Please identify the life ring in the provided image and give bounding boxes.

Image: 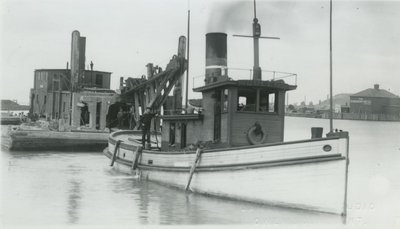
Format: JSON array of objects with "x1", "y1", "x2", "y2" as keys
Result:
[{"x1": 247, "y1": 122, "x2": 267, "y2": 145}]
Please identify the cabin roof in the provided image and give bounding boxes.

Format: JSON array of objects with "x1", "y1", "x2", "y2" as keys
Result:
[
  {"x1": 34, "y1": 69, "x2": 112, "y2": 74},
  {"x1": 193, "y1": 79, "x2": 297, "y2": 92}
]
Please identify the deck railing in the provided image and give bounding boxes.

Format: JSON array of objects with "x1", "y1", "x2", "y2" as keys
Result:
[{"x1": 192, "y1": 68, "x2": 297, "y2": 89}]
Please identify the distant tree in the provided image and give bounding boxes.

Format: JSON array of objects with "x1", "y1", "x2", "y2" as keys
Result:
[{"x1": 288, "y1": 104, "x2": 295, "y2": 111}]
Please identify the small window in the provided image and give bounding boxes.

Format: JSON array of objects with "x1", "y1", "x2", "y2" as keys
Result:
[
  {"x1": 63, "y1": 102, "x2": 66, "y2": 112},
  {"x1": 169, "y1": 123, "x2": 176, "y2": 145},
  {"x1": 222, "y1": 89, "x2": 228, "y2": 112},
  {"x1": 269, "y1": 93, "x2": 276, "y2": 112},
  {"x1": 54, "y1": 81, "x2": 59, "y2": 91},
  {"x1": 259, "y1": 91, "x2": 277, "y2": 113},
  {"x1": 237, "y1": 89, "x2": 256, "y2": 112},
  {"x1": 96, "y1": 74, "x2": 102, "y2": 87}
]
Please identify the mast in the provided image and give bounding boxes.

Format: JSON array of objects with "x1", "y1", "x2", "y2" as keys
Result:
[
  {"x1": 252, "y1": 0, "x2": 261, "y2": 80},
  {"x1": 233, "y1": 0, "x2": 280, "y2": 81},
  {"x1": 185, "y1": 9, "x2": 190, "y2": 111},
  {"x1": 329, "y1": 0, "x2": 333, "y2": 133}
]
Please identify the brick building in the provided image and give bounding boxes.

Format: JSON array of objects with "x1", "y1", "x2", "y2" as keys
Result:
[
  {"x1": 30, "y1": 69, "x2": 112, "y2": 117},
  {"x1": 29, "y1": 31, "x2": 116, "y2": 130}
]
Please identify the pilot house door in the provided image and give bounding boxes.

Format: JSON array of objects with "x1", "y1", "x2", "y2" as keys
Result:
[{"x1": 214, "y1": 90, "x2": 221, "y2": 141}]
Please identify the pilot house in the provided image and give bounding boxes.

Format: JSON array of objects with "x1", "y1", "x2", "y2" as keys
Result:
[{"x1": 161, "y1": 33, "x2": 296, "y2": 150}]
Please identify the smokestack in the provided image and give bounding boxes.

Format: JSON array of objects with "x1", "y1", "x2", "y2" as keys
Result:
[
  {"x1": 146, "y1": 63, "x2": 153, "y2": 79},
  {"x1": 79, "y1": 36, "x2": 86, "y2": 72},
  {"x1": 205, "y1": 33, "x2": 227, "y2": 85},
  {"x1": 374, "y1": 84, "x2": 379, "y2": 90},
  {"x1": 70, "y1": 30, "x2": 86, "y2": 91},
  {"x1": 173, "y1": 36, "x2": 186, "y2": 113}
]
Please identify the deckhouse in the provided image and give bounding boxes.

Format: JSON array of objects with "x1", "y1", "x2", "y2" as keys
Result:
[{"x1": 161, "y1": 33, "x2": 296, "y2": 150}]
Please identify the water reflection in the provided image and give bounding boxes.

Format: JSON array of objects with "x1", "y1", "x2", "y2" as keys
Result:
[
  {"x1": 131, "y1": 179, "x2": 342, "y2": 224},
  {"x1": 67, "y1": 179, "x2": 82, "y2": 224},
  {"x1": 136, "y1": 180, "x2": 151, "y2": 224}
]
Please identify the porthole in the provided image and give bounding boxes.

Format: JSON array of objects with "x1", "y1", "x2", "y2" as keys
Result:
[{"x1": 323, "y1": 145, "x2": 332, "y2": 152}]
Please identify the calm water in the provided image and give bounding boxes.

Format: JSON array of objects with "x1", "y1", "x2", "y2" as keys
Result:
[{"x1": 1, "y1": 117, "x2": 399, "y2": 227}]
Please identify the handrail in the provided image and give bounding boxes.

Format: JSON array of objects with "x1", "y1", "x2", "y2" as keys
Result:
[{"x1": 192, "y1": 67, "x2": 297, "y2": 88}]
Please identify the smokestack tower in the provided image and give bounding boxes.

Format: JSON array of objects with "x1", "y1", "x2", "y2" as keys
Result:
[
  {"x1": 205, "y1": 33, "x2": 228, "y2": 85},
  {"x1": 70, "y1": 30, "x2": 86, "y2": 91},
  {"x1": 172, "y1": 36, "x2": 187, "y2": 113}
]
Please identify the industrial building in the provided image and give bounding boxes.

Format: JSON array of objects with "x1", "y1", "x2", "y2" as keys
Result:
[
  {"x1": 350, "y1": 84, "x2": 400, "y2": 119},
  {"x1": 29, "y1": 31, "x2": 115, "y2": 130}
]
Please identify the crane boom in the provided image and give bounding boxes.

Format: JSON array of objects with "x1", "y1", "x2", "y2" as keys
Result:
[{"x1": 119, "y1": 36, "x2": 187, "y2": 117}]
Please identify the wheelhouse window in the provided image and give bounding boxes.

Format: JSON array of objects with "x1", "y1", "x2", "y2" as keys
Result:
[
  {"x1": 237, "y1": 89, "x2": 278, "y2": 113},
  {"x1": 237, "y1": 89, "x2": 256, "y2": 112},
  {"x1": 259, "y1": 91, "x2": 278, "y2": 113}
]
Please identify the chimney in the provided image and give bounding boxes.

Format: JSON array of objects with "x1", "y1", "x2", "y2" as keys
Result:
[
  {"x1": 70, "y1": 30, "x2": 86, "y2": 91},
  {"x1": 374, "y1": 84, "x2": 379, "y2": 90},
  {"x1": 146, "y1": 63, "x2": 153, "y2": 79},
  {"x1": 79, "y1": 37, "x2": 86, "y2": 72},
  {"x1": 205, "y1": 33, "x2": 227, "y2": 85}
]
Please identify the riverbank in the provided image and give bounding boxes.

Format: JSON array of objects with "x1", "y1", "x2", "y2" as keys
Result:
[{"x1": 286, "y1": 112, "x2": 400, "y2": 122}]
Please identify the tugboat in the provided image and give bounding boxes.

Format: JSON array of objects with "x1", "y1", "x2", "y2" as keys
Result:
[{"x1": 104, "y1": 4, "x2": 349, "y2": 215}]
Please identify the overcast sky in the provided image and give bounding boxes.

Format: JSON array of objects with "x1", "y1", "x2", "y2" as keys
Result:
[{"x1": 1, "y1": 0, "x2": 399, "y2": 105}]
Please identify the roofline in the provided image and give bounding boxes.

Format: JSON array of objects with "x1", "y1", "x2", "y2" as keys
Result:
[
  {"x1": 350, "y1": 95, "x2": 400, "y2": 99},
  {"x1": 34, "y1": 69, "x2": 113, "y2": 74},
  {"x1": 193, "y1": 79, "x2": 297, "y2": 92}
]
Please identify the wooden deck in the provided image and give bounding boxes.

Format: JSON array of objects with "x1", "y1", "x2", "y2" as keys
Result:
[{"x1": 3, "y1": 129, "x2": 110, "y2": 151}]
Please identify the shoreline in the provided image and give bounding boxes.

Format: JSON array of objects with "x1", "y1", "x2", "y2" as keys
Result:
[{"x1": 285, "y1": 113, "x2": 400, "y2": 122}]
